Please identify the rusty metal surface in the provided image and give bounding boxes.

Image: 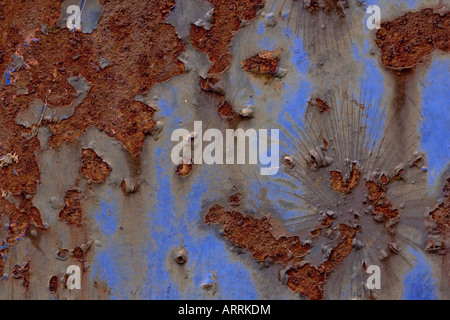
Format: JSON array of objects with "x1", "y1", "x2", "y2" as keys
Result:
[{"x1": 0, "y1": 0, "x2": 449, "y2": 300}]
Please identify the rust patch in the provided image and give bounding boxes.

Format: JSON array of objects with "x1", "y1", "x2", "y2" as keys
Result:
[
  {"x1": 190, "y1": 0, "x2": 264, "y2": 123},
  {"x1": 329, "y1": 162, "x2": 361, "y2": 194},
  {"x1": 304, "y1": 0, "x2": 348, "y2": 16},
  {"x1": 59, "y1": 189, "x2": 82, "y2": 226},
  {"x1": 0, "y1": 0, "x2": 187, "y2": 287},
  {"x1": 190, "y1": 0, "x2": 264, "y2": 85},
  {"x1": 11, "y1": 262, "x2": 30, "y2": 291},
  {"x1": 228, "y1": 192, "x2": 242, "y2": 207},
  {"x1": 176, "y1": 159, "x2": 193, "y2": 177},
  {"x1": 204, "y1": 203, "x2": 362, "y2": 299},
  {"x1": 241, "y1": 49, "x2": 282, "y2": 75},
  {"x1": 1, "y1": 198, "x2": 46, "y2": 246},
  {"x1": 217, "y1": 100, "x2": 237, "y2": 120},
  {"x1": 205, "y1": 203, "x2": 362, "y2": 300},
  {"x1": 375, "y1": 8, "x2": 450, "y2": 70},
  {"x1": 49, "y1": 275, "x2": 58, "y2": 294},
  {"x1": 80, "y1": 148, "x2": 111, "y2": 183},
  {"x1": 287, "y1": 224, "x2": 359, "y2": 300},
  {"x1": 365, "y1": 181, "x2": 399, "y2": 221},
  {"x1": 0, "y1": 249, "x2": 6, "y2": 276},
  {"x1": 56, "y1": 249, "x2": 69, "y2": 261},
  {"x1": 205, "y1": 204, "x2": 310, "y2": 265},
  {"x1": 0, "y1": 136, "x2": 41, "y2": 196},
  {"x1": 72, "y1": 246, "x2": 85, "y2": 262},
  {"x1": 425, "y1": 177, "x2": 449, "y2": 255},
  {"x1": 315, "y1": 98, "x2": 331, "y2": 113},
  {"x1": 3, "y1": 0, "x2": 183, "y2": 157}
]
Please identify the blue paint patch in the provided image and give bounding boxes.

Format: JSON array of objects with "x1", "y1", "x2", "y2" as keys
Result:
[
  {"x1": 95, "y1": 191, "x2": 119, "y2": 236},
  {"x1": 351, "y1": 41, "x2": 386, "y2": 143},
  {"x1": 156, "y1": 86, "x2": 184, "y2": 129},
  {"x1": 268, "y1": 34, "x2": 312, "y2": 222},
  {"x1": 4, "y1": 69, "x2": 11, "y2": 85},
  {"x1": 403, "y1": 247, "x2": 438, "y2": 300},
  {"x1": 3, "y1": 54, "x2": 25, "y2": 86},
  {"x1": 90, "y1": 241, "x2": 136, "y2": 299},
  {"x1": 183, "y1": 174, "x2": 259, "y2": 299},
  {"x1": 143, "y1": 147, "x2": 259, "y2": 299},
  {"x1": 143, "y1": 147, "x2": 183, "y2": 299},
  {"x1": 419, "y1": 57, "x2": 450, "y2": 186},
  {"x1": 403, "y1": 0, "x2": 419, "y2": 9},
  {"x1": 257, "y1": 32, "x2": 279, "y2": 51},
  {"x1": 257, "y1": 22, "x2": 264, "y2": 35}
]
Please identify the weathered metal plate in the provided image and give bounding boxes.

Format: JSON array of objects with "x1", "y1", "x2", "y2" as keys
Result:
[{"x1": 0, "y1": 0, "x2": 448, "y2": 300}]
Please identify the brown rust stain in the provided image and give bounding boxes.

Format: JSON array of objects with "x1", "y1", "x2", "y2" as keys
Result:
[
  {"x1": 205, "y1": 204, "x2": 361, "y2": 300},
  {"x1": 49, "y1": 275, "x2": 58, "y2": 294},
  {"x1": 329, "y1": 162, "x2": 361, "y2": 195},
  {"x1": 375, "y1": 8, "x2": 449, "y2": 70},
  {"x1": 365, "y1": 181, "x2": 399, "y2": 220},
  {"x1": 287, "y1": 224, "x2": 359, "y2": 300},
  {"x1": 205, "y1": 204, "x2": 310, "y2": 265},
  {"x1": 72, "y1": 246, "x2": 85, "y2": 262},
  {"x1": 0, "y1": 0, "x2": 188, "y2": 285},
  {"x1": 315, "y1": 98, "x2": 331, "y2": 113},
  {"x1": 190, "y1": 0, "x2": 264, "y2": 85},
  {"x1": 304, "y1": 0, "x2": 348, "y2": 16},
  {"x1": 80, "y1": 148, "x2": 111, "y2": 183},
  {"x1": 11, "y1": 261, "x2": 31, "y2": 291},
  {"x1": 190, "y1": 0, "x2": 265, "y2": 122},
  {"x1": 241, "y1": 49, "x2": 282, "y2": 75},
  {"x1": 176, "y1": 159, "x2": 193, "y2": 177},
  {"x1": 425, "y1": 177, "x2": 449, "y2": 255},
  {"x1": 217, "y1": 100, "x2": 237, "y2": 120},
  {"x1": 228, "y1": 192, "x2": 242, "y2": 207},
  {"x1": 1, "y1": 197, "x2": 46, "y2": 246},
  {"x1": 59, "y1": 189, "x2": 83, "y2": 226}
]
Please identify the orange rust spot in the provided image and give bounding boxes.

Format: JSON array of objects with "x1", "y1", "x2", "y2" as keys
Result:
[
  {"x1": 287, "y1": 224, "x2": 359, "y2": 300},
  {"x1": 365, "y1": 181, "x2": 384, "y2": 202},
  {"x1": 375, "y1": 8, "x2": 450, "y2": 69},
  {"x1": 176, "y1": 159, "x2": 193, "y2": 177},
  {"x1": 365, "y1": 181, "x2": 399, "y2": 220},
  {"x1": 4, "y1": 0, "x2": 185, "y2": 157},
  {"x1": 306, "y1": 0, "x2": 348, "y2": 16},
  {"x1": 217, "y1": 100, "x2": 237, "y2": 119},
  {"x1": 322, "y1": 214, "x2": 335, "y2": 227},
  {"x1": 206, "y1": 204, "x2": 360, "y2": 300},
  {"x1": 443, "y1": 177, "x2": 450, "y2": 197},
  {"x1": 205, "y1": 205, "x2": 310, "y2": 264},
  {"x1": 49, "y1": 275, "x2": 58, "y2": 294},
  {"x1": 80, "y1": 148, "x2": 111, "y2": 183},
  {"x1": 426, "y1": 178, "x2": 449, "y2": 255},
  {"x1": 0, "y1": 249, "x2": 6, "y2": 276},
  {"x1": 11, "y1": 261, "x2": 30, "y2": 291},
  {"x1": 59, "y1": 189, "x2": 83, "y2": 226},
  {"x1": 241, "y1": 49, "x2": 282, "y2": 75},
  {"x1": 72, "y1": 246, "x2": 85, "y2": 261},
  {"x1": 228, "y1": 192, "x2": 242, "y2": 207},
  {"x1": 190, "y1": 0, "x2": 264, "y2": 84},
  {"x1": 430, "y1": 202, "x2": 450, "y2": 227},
  {"x1": 329, "y1": 163, "x2": 360, "y2": 194},
  {"x1": 0, "y1": 198, "x2": 45, "y2": 246},
  {"x1": 310, "y1": 228, "x2": 321, "y2": 237},
  {"x1": 0, "y1": 136, "x2": 41, "y2": 196},
  {"x1": 316, "y1": 98, "x2": 331, "y2": 113}
]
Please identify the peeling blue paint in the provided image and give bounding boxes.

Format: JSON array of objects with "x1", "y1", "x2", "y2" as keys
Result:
[
  {"x1": 95, "y1": 191, "x2": 119, "y2": 236},
  {"x1": 419, "y1": 57, "x2": 450, "y2": 186},
  {"x1": 403, "y1": 247, "x2": 438, "y2": 300}
]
